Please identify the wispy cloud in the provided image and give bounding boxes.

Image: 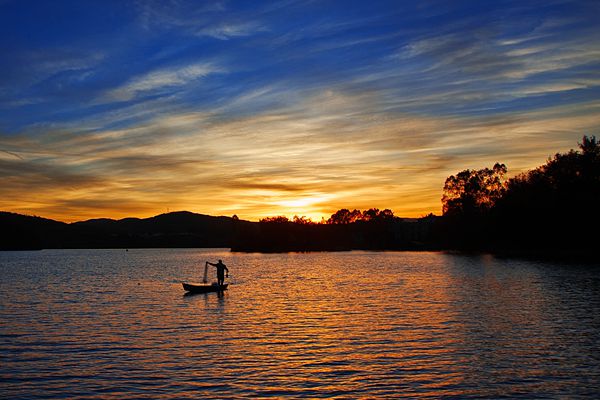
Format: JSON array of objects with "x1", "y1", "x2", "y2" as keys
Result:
[
  {"x1": 135, "y1": 1, "x2": 265, "y2": 40},
  {"x1": 396, "y1": 26, "x2": 600, "y2": 83},
  {"x1": 101, "y1": 62, "x2": 220, "y2": 102},
  {"x1": 0, "y1": 48, "x2": 104, "y2": 108},
  {"x1": 196, "y1": 21, "x2": 266, "y2": 40},
  {"x1": 3, "y1": 84, "x2": 599, "y2": 221}
]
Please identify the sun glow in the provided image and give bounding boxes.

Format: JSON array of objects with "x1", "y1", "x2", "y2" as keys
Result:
[{"x1": 276, "y1": 194, "x2": 334, "y2": 209}]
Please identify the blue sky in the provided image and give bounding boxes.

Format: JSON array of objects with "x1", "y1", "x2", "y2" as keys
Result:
[{"x1": 1, "y1": 0, "x2": 599, "y2": 221}]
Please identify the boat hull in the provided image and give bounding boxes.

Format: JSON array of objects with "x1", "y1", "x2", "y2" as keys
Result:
[{"x1": 182, "y1": 282, "x2": 228, "y2": 293}]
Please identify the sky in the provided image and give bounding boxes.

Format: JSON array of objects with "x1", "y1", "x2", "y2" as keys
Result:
[{"x1": 1, "y1": 0, "x2": 599, "y2": 222}]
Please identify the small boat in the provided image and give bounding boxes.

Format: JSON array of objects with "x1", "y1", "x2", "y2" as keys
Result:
[{"x1": 182, "y1": 282, "x2": 228, "y2": 293}]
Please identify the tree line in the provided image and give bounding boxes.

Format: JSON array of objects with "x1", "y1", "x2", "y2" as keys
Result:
[
  {"x1": 232, "y1": 207, "x2": 433, "y2": 252},
  {"x1": 437, "y1": 135, "x2": 599, "y2": 257},
  {"x1": 259, "y1": 208, "x2": 398, "y2": 225}
]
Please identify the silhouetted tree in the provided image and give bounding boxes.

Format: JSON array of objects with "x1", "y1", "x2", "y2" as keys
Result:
[
  {"x1": 326, "y1": 208, "x2": 398, "y2": 224},
  {"x1": 378, "y1": 209, "x2": 396, "y2": 220},
  {"x1": 360, "y1": 208, "x2": 396, "y2": 221},
  {"x1": 362, "y1": 208, "x2": 380, "y2": 221},
  {"x1": 293, "y1": 215, "x2": 314, "y2": 225},
  {"x1": 501, "y1": 135, "x2": 599, "y2": 210},
  {"x1": 436, "y1": 135, "x2": 599, "y2": 257},
  {"x1": 442, "y1": 163, "x2": 507, "y2": 216},
  {"x1": 259, "y1": 216, "x2": 289, "y2": 223},
  {"x1": 490, "y1": 135, "x2": 600, "y2": 255},
  {"x1": 327, "y1": 208, "x2": 362, "y2": 224}
]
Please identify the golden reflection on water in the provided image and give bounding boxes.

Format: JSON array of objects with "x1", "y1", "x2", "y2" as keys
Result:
[{"x1": 1, "y1": 249, "x2": 599, "y2": 398}]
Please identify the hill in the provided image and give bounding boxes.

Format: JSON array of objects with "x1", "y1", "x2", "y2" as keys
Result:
[{"x1": 0, "y1": 211, "x2": 241, "y2": 250}]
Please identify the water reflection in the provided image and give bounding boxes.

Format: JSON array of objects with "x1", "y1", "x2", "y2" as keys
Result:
[{"x1": 1, "y1": 249, "x2": 599, "y2": 398}]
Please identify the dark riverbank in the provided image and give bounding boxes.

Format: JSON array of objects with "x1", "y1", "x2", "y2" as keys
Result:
[
  {"x1": 2, "y1": 210, "x2": 596, "y2": 262},
  {"x1": 0, "y1": 211, "x2": 437, "y2": 252}
]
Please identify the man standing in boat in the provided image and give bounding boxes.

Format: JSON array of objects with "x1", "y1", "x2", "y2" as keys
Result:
[{"x1": 206, "y1": 259, "x2": 229, "y2": 286}]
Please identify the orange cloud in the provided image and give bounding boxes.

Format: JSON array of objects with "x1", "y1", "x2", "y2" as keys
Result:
[{"x1": 2, "y1": 91, "x2": 599, "y2": 222}]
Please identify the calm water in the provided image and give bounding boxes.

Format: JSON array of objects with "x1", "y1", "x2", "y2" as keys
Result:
[{"x1": 1, "y1": 249, "x2": 599, "y2": 398}]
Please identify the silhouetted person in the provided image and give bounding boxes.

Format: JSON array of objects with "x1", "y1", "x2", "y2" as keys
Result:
[{"x1": 206, "y1": 259, "x2": 228, "y2": 286}]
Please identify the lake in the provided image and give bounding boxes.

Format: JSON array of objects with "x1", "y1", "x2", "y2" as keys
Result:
[{"x1": 1, "y1": 249, "x2": 599, "y2": 398}]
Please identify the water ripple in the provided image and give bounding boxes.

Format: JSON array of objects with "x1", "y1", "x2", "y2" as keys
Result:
[{"x1": 1, "y1": 249, "x2": 600, "y2": 398}]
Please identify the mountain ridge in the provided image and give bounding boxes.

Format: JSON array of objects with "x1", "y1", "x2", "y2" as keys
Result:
[{"x1": 0, "y1": 211, "x2": 242, "y2": 250}]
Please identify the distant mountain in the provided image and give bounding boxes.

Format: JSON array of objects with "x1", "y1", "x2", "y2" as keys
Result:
[
  {"x1": 0, "y1": 211, "x2": 243, "y2": 250},
  {"x1": 0, "y1": 212, "x2": 68, "y2": 250}
]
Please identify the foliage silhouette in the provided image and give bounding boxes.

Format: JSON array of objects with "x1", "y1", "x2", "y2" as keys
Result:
[
  {"x1": 292, "y1": 215, "x2": 314, "y2": 225},
  {"x1": 442, "y1": 163, "x2": 507, "y2": 217},
  {"x1": 231, "y1": 207, "x2": 434, "y2": 252},
  {"x1": 438, "y1": 135, "x2": 599, "y2": 258},
  {"x1": 327, "y1": 208, "x2": 362, "y2": 224},
  {"x1": 259, "y1": 216, "x2": 290, "y2": 223},
  {"x1": 327, "y1": 208, "x2": 398, "y2": 224},
  {"x1": 490, "y1": 135, "x2": 599, "y2": 256}
]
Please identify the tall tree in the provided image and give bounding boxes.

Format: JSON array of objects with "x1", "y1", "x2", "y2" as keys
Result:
[
  {"x1": 327, "y1": 209, "x2": 362, "y2": 224},
  {"x1": 442, "y1": 163, "x2": 507, "y2": 216}
]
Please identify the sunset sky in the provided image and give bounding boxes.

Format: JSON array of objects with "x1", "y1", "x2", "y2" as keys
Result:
[{"x1": 1, "y1": 0, "x2": 599, "y2": 222}]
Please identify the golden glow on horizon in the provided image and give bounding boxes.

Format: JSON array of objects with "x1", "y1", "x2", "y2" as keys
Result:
[{"x1": 2, "y1": 94, "x2": 600, "y2": 223}]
